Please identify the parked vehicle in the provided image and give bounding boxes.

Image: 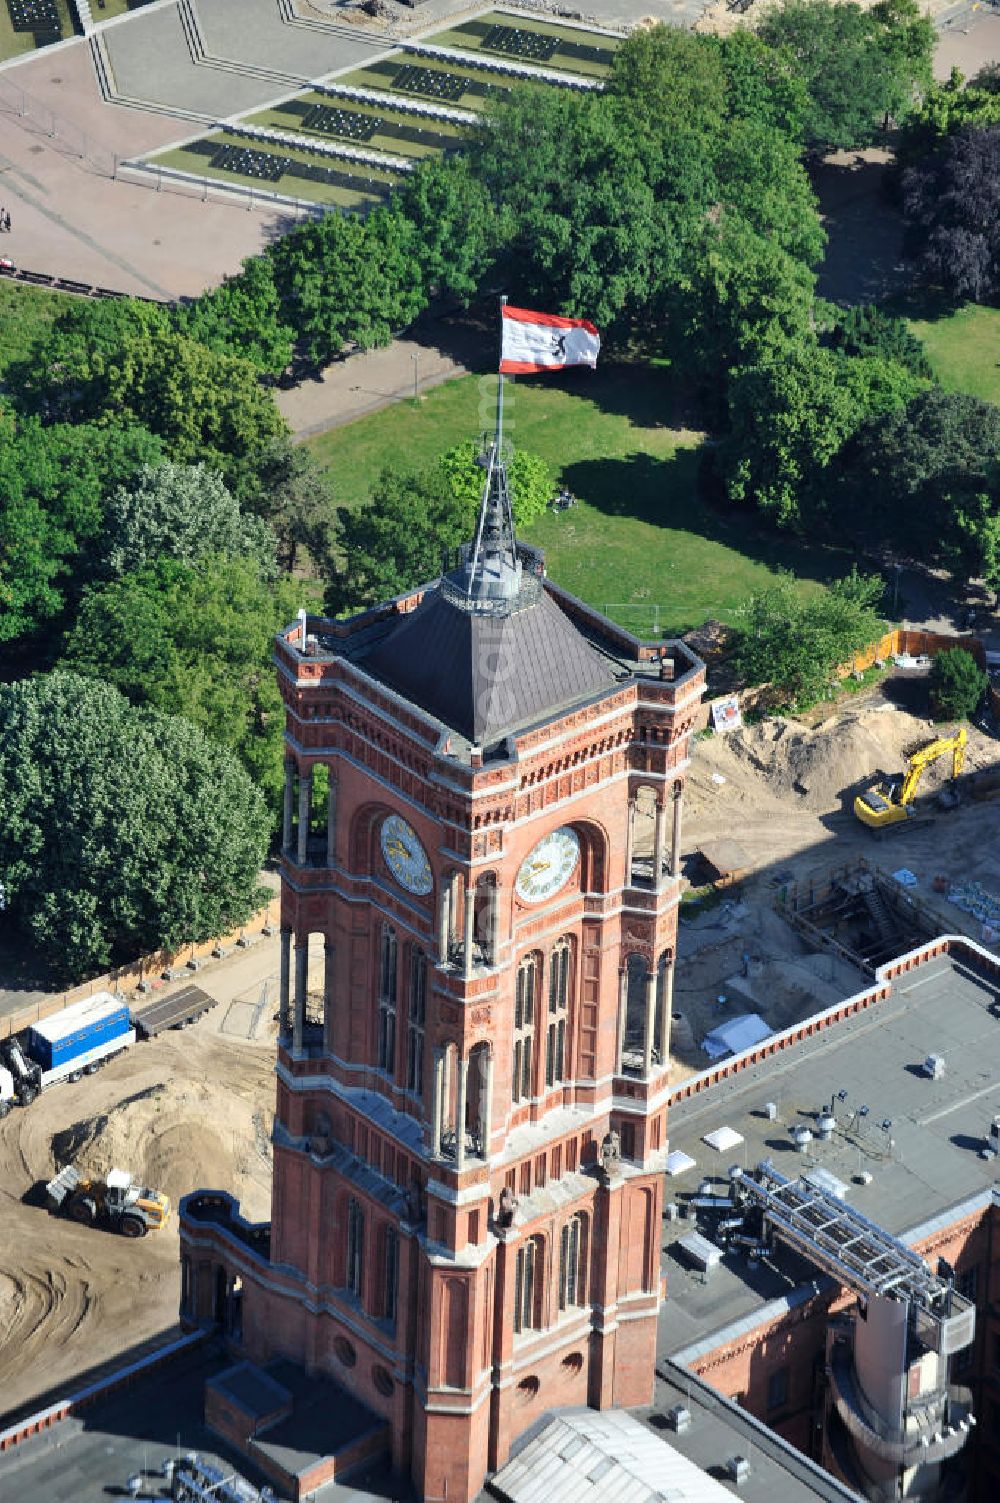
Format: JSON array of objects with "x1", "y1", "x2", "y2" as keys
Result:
[
  {"x1": 0, "y1": 991, "x2": 135, "y2": 1111},
  {"x1": 45, "y1": 1164, "x2": 170, "y2": 1237}
]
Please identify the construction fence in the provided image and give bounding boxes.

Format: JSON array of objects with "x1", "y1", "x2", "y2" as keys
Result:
[{"x1": 1, "y1": 894, "x2": 280, "y2": 1041}]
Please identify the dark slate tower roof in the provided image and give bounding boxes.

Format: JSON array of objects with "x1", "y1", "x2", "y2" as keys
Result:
[{"x1": 363, "y1": 436, "x2": 616, "y2": 746}]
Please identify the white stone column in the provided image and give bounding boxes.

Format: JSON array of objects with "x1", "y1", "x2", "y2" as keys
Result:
[
  {"x1": 456, "y1": 1056, "x2": 469, "y2": 1170},
  {"x1": 487, "y1": 881, "x2": 499, "y2": 967},
  {"x1": 481, "y1": 1050, "x2": 494, "y2": 1160},
  {"x1": 442, "y1": 1047, "x2": 452, "y2": 1137},
  {"x1": 297, "y1": 766, "x2": 313, "y2": 866},
  {"x1": 653, "y1": 801, "x2": 667, "y2": 890},
  {"x1": 324, "y1": 940, "x2": 335, "y2": 1053},
  {"x1": 617, "y1": 968, "x2": 628, "y2": 1073},
  {"x1": 660, "y1": 955, "x2": 675, "y2": 1068},
  {"x1": 625, "y1": 797, "x2": 636, "y2": 887},
  {"x1": 282, "y1": 761, "x2": 295, "y2": 855},
  {"x1": 293, "y1": 938, "x2": 307, "y2": 1053},
  {"x1": 431, "y1": 1047, "x2": 444, "y2": 1157},
  {"x1": 326, "y1": 777, "x2": 338, "y2": 868},
  {"x1": 671, "y1": 785, "x2": 683, "y2": 877},
  {"x1": 463, "y1": 880, "x2": 477, "y2": 980},
  {"x1": 643, "y1": 968, "x2": 657, "y2": 1078},
  {"x1": 438, "y1": 879, "x2": 451, "y2": 964},
  {"x1": 279, "y1": 926, "x2": 292, "y2": 1038}
]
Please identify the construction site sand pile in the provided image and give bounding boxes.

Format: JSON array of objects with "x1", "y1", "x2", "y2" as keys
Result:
[
  {"x1": 698, "y1": 709, "x2": 934, "y2": 814},
  {"x1": 50, "y1": 1078, "x2": 273, "y2": 1217}
]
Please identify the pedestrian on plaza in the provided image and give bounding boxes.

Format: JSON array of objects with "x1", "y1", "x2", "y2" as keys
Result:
[{"x1": 0, "y1": 208, "x2": 6, "y2": 233}]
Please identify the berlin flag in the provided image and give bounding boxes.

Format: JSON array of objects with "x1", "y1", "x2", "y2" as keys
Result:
[{"x1": 499, "y1": 304, "x2": 600, "y2": 375}]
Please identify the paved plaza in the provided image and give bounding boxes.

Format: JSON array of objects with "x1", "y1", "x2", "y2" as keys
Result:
[{"x1": 0, "y1": 0, "x2": 995, "y2": 309}]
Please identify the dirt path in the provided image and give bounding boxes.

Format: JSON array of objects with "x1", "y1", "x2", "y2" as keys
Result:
[{"x1": 277, "y1": 310, "x2": 487, "y2": 438}]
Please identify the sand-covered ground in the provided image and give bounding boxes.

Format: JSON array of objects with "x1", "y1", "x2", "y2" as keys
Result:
[
  {"x1": 661, "y1": 690, "x2": 1000, "y2": 1075},
  {"x1": 0, "y1": 1013, "x2": 276, "y2": 1417}
]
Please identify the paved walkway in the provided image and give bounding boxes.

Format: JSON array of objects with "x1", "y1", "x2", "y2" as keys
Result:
[
  {"x1": 0, "y1": 39, "x2": 285, "y2": 298},
  {"x1": 278, "y1": 325, "x2": 477, "y2": 435}
]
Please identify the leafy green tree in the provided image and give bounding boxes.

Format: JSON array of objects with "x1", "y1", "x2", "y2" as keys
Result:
[
  {"x1": 722, "y1": 344, "x2": 918, "y2": 526},
  {"x1": 242, "y1": 438, "x2": 337, "y2": 575},
  {"x1": 759, "y1": 0, "x2": 933, "y2": 151},
  {"x1": 608, "y1": 25, "x2": 728, "y2": 142},
  {"x1": 101, "y1": 462, "x2": 276, "y2": 578},
  {"x1": 9, "y1": 298, "x2": 171, "y2": 419},
  {"x1": 0, "y1": 671, "x2": 269, "y2": 980},
  {"x1": 269, "y1": 203, "x2": 426, "y2": 368},
  {"x1": 902, "y1": 122, "x2": 1000, "y2": 303},
  {"x1": 471, "y1": 86, "x2": 660, "y2": 333},
  {"x1": 438, "y1": 442, "x2": 554, "y2": 528},
  {"x1": 396, "y1": 154, "x2": 498, "y2": 303},
  {"x1": 835, "y1": 388, "x2": 1000, "y2": 556},
  {"x1": 175, "y1": 255, "x2": 294, "y2": 377},
  {"x1": 733, "y1": 571, "x2": 885, "y2": 707},
  {"x1": 824, "y1": 303, "x2": 932, "y2": 378},
  {"x1": 719, "y1": 28, "x2": 809, "y2": 139},
  {"x1": 327, "y1": 464, "x2": 469, "y2": 615},
  {"x1": 712, "y1": 121, "x2": 825, "y2": 266},
  {"x1": 10, "y1": 309, "x2": 286, "y2": 496},
  {"x1": 0, "y1": 411, "x2": 163, "y2": 640},
  {"x1": 930, "y1": 646, "x2": 988, "y2": 720},
  {"x1": 61, "y1": 558, "x2": 307, "y2": 812}
]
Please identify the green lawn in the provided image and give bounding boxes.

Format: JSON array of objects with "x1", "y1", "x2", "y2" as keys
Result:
[
  {"x1": 419, "y1": 13, "x2": 617, "y2": 79},
  {"x1": 246, "y1": 94, "x2": 467, "y2": 161},
  {"x1": 151, "y1": 132, "x2": 402, "y2": 209},
  {"x1": 307, "y1": 369, "x2": 845, "y2": 636},
  {"x1": 0, "y1": 281, "x2": 73, "y2": 385},
  {"x1": 92, "y1": 0, "x2": 157, "y2": 18},
  {"x1": 338, "y1": 55, "x2": 514, "y2": 113},
  {"x1": 909, "y1": 304, "x2": 1000, "y2": 407},
  {"x1": 0, "y1": 0, "x2": 77, "y2": 61}
]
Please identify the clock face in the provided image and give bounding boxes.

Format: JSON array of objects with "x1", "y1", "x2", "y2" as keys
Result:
[
  {"x1": 380, "y1": 814, "x2": 433, "y2": 896},
  {"x1": 516, "y1": 826, "x2": 580, "y2": 905}
]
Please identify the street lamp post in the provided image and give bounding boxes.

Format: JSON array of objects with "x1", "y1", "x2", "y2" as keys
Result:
[{"x1": 411, "y1": 352, "x2": 419, "y2": 403}]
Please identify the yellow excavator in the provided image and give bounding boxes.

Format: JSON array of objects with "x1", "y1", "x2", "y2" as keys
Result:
[{"x1": 854, "y1": 727, "x2": 967, "y2": 831}]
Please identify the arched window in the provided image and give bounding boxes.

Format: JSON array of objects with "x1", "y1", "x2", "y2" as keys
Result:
[
  {"x1": 545, "y1": 938, "x2": 571, "y2": 1087},
  {"x1": 514, "y1": 1236, "x2": 543, "y2": 1333},
  {"x1": 513, "y1": 957, "x2": 537, "y2": 1104},
  {"x1": 383, "y1": 1224, "x2": 399, "y2": 1326},
  {"x1": 559, "y1": 1214, "x2": 586, "y2": 1311},
  {"x1": 407, "y1": 946, "x2": 427, "y2": 1095},
  {"x1": 346, "y1": 1197, "x2": 365, "y2": 1300},
  {"x1": 378, "y1": 926, "x2": 398, "y2": 1073}
]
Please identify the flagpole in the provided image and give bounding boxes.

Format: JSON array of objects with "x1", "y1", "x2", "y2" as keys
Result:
[{"x1": 497, "y1": 294, "x2": 506, "y2": 452}]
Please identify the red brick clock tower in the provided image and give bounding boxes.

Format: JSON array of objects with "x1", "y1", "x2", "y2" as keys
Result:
[{"x1": 179, "y1": 433, "x2": 706, "y2": 1502}]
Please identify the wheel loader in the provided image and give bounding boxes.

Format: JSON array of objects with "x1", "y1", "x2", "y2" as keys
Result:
[{"x1": 45, "y1": 1164, "x2": 170, "y2": 1237}]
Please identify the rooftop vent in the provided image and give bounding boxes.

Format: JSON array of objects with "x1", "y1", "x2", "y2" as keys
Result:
[
  {"x1": 924, "y1": 1055, "x2": 945, "y2": 1080},
  {"x1": 791, "y1": 1125, "x2": 813, "y2": 1153},
  {"x1": 764, "y1": 1102, "x2": 778, "y2": 1121},
  {"x1": 667, "y1": 1404, "x2": 692, "y2": 1434},
  {"x1": 725, "y1": 1455, "x2": 751, "y2": 1484}
]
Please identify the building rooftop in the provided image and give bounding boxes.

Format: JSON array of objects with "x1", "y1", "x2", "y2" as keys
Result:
[
  {"x1": 489, "y1": 1382, "x2": 861, "y2": 1503},
  {"x1": 660, "y1": 948, "x2": 1000, "y2": 1360},
  {"x1": 363, "y1": 570, "x2": 618, "y2": 748}
]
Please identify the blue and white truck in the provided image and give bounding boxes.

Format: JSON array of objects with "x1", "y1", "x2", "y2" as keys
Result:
[{"x1": 0, "y1": 991, "x2": 135, "y2": 1112}]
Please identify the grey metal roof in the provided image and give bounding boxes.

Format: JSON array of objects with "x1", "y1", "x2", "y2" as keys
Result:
[
  {"x1": 661, "y1": 949, "x2": 1000, "y2": 1357},
  {"x1": 363, "y1": 583, "x2": 618, "y2": 747},
  {"x1": 490, "y1": 1408, "x2": 734, "y2": 1503}
]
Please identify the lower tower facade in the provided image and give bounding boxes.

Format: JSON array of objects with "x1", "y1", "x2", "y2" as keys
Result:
[{"x1": 180, "y1": 459, "x2": 706, "y2": 1502}]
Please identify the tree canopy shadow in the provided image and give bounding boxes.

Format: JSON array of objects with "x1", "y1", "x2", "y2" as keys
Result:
[{"x1": 554, "y1": 451, "x2": 854, "y2": 594}]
